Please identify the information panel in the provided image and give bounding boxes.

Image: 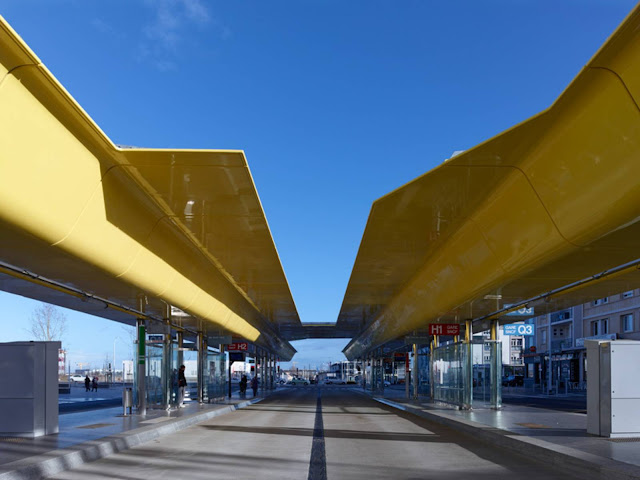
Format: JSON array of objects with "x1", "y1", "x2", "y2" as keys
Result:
[{"x1": 503, "y1": 324, "x2": 534, "y2": 336}]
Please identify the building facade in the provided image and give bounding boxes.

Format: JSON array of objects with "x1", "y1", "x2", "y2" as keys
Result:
[{"x1": 524, "y1": 289, "x2": 640, "y2": 390}]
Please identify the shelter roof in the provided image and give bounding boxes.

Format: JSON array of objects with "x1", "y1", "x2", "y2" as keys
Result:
[{"x1": 339, "y1": 4, "x2": 640, "y2": 358}]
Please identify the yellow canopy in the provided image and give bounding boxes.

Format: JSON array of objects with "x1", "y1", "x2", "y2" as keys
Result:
[
  {"x1": 340, "y1": 4, "x2": 640, "y2": 359},
  {"x1": 0, "y1": 17, "x2": 298, "y2": 359}
]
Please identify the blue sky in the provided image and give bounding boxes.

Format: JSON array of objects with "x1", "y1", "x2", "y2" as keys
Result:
[{"x1": 0, "y1": 0, "x2": 636, "y2": 370}]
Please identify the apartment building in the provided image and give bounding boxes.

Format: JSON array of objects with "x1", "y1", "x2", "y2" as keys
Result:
[{"x1": 524, "y1": 289, "x2": 640, "y2": 389}]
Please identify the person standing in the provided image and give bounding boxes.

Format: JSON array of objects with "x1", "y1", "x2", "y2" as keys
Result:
[
  {"x1": 251, "y1": 375, "x2": 258, "y2": 397},
  {"x1": 84, "y1": 375, "x2": 90, "y2": 392},
  {"x1": 178, "y1": 365, "x2": 187, "y2": 408},
  {"x1": 239, "y1": 374, "x2": 248, "y2": 396}
]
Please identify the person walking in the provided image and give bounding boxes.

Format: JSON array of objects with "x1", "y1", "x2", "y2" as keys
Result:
[
  {"x1": 239, "y1": 374, "x2": 247, "y2": 397},
  {"x1": 251, "y1": 375, "x2": 258, "y2": 397},
  {"x1": 84, "y1": 375, "x2": 90, "y2": 392},
  {"x1": 178, "y1": 365, "x2": 187, "y2": 408},
  {"x1": 91, "y1": 376, "x2": 98, "y2": 392}
]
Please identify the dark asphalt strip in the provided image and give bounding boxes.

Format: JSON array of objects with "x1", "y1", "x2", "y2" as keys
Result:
[{"x1": 308, "y1": 389, "x2": 327, "y2": 480}]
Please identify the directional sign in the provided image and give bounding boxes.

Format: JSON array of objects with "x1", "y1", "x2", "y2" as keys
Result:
[
  {"x1": 228, "y1": 352, "x2": 245, "y2": 363},
  {"x1": 404, "y1": 336, "x2": 430, "y2": 345},
  {"x1": 503, "y1": 324, "x2": 534, "y2": 336},
  {"x1": 428, "y1": 324, "x2": 460, "y2": 336},
  {"x1": 209, "y1": 335, "x2": 232, "y2": 345},
  {"x1": 504, "y1": 304, "x2": 535, "y2": 316},
  {"x1": 227, "y1": 342, "x2": 249, "y2": 351},
  {"x1": 146, "y1": 334, "x2": 165, "y2": 344}
]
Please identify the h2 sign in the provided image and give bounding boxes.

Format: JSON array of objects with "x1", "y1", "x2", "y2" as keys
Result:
[{"x1": 503, "y1": 324, "x2": 534, "y2": 336}]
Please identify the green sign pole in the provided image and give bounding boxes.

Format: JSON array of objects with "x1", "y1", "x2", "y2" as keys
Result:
[{"x1": 138, "y1": 323, "x2": 146, "y2": 365}]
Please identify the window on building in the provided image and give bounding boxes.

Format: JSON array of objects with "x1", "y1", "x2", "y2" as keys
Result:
[
  {"x1": 593, "y1": 297, "x2": 609, "y2": 306},
  {"x1": 623, "y1": 291, "x2": 634, "y2": 299},
  {"x1": 592, "y1": 318, "x2": 609, "y2": 335},
  {"x1": 541, "y1": 330, "x2": 547, "y2": 344},
  {"x1": 623, "y1": 314, "x2": 634, "y2": 333}
]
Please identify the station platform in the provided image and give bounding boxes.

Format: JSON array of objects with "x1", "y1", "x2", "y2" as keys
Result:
[
  {"x1": 365, "y1": 387, "x2": 640, "y2": 480},
  {"x1": 0, "y1": 391, "x2": 263, "y2": 480}
]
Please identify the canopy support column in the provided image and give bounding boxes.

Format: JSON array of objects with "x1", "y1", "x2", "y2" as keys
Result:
[
  {"x1": 490, "y1": 319, "x2": 502, "y2": 409},
  {"x1": 136, "y1": 296, "x2": 147, "y2": 416}
]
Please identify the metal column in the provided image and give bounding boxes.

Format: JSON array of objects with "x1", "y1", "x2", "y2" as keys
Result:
[
  {"x1": 163, "y1": 304, "x2": 172, "y2": 410},
  {"x1": 136, "y1": 316, "x2": 146, "y2": 415},
  {"x1": 412, "y1": 342, "x2": 419, "y2": 400},
  {"x1": 429, "y1": 338, "x2": 435, "y2": 400},
  {"x1": 490, "y1": 319, "x2": 502, "y2": 409},
  {"x1": 197, "y1": 331, "x2": 204, "y2": 404},
  {"x1": 405, "y1": 352, "x2": 410, "y2": 399},
  {"x1": 177, "y1": 332, "x2": 184, "y2": 370},
  {"x1": 463, "y1": 319, "x2": 473, "y2": 409}
]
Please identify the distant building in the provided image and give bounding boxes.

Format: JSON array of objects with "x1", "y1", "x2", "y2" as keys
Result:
[
  {"x1": 524, "y1": 289, "x2": 640, "y2": 390},
  {"x1": 329, "y1": 361, "x2": 361, "y2": 382}
]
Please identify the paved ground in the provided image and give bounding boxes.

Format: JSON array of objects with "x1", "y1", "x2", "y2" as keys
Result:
[{"x1": 47, "y1": 387, "x2": 579, "y2": 480}]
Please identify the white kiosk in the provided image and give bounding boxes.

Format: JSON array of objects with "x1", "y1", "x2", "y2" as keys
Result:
[
  {"x1": 586, "y1": 339, "x2": 640, "y2": 438},
  {"x1": 0, "y1": 341, "x2": 60, "y2": 437}
]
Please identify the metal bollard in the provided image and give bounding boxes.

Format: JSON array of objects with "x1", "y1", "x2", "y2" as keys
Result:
[{"x1": 123, "y1": 387, "x2": 133, "y2": 416}]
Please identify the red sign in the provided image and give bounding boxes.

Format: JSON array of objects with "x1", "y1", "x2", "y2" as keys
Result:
[
  {"x1": 428, "y1": 324, "x2": 460, "y2": 336},
  {"x1": 227, "y1": 342, "x2": 249, "y2": 351}
]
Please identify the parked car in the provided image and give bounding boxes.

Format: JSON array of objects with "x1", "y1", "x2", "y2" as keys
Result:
[
  {"x1": 290, "y1": 377, "x2": 310, "y2": 386},
  {"x1": 69, "y1": 375, "x2": 85, "y2": 383},
  {"x1": 502, "y1": 375, "x2": 524, "y2": 387}
]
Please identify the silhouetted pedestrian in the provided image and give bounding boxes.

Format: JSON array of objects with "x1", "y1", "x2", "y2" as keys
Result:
[
  {"x1": 251, "y1": 376, "x2": 258, "y2": 397},
  {"x1": 178, "y1": 365, "x2": 187, "y2": 407},
  {"x1": 92, "y1": 376, "x2": 98, "y2": 392},
  {"x1": 239, "y1": 375, "x2": 247, "y2": 396}
]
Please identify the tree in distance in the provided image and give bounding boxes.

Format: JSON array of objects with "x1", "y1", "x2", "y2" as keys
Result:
[{"x1": 28, "y1": 303, "x2": 67, "y2": 341}]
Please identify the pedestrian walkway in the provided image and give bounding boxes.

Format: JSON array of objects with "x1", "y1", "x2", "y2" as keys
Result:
[
  {"x1": 0, "y1": 391, "x2": 263, "y2": 480},
  {"x1": 365, "y1": 387, "x2": 640, "y2": 480}
]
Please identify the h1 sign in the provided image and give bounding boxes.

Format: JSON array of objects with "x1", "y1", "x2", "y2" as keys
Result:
[
  {"x1": 503, "y1": 324, "x2": 534, "y2": 336},
  {"x1": 428, "y1": 324, "x2": 460, "y2": 336}
]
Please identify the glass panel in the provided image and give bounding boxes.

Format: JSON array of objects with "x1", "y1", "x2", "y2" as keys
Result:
[
  {"x1": 472, "y1": 342, "x2": 490, "y2": 404},
  {"x1": 417, "y1": 350, "x2": 430, "y2": 395},
  {"x1": 472, "y1": 340, "x2": 501, "y2": 407},
  {"x1": 205, "y1": 352, "x2": 226, "y2": 403},
  {"x1": 146, "y1": 343, "x2": 165, "y2": 407},
  {"x1": 488, "y1": 341, "x2": 502, "y2": 408},
  {"x1": 371, "y1": 361, "x2": 384, "y2": 394},
  {"x1": 431, "y1": 342, "x2": 471, "y2": 408},
  {"x1": 170, "y1": 341, "x2": 180, "y2": 407}
]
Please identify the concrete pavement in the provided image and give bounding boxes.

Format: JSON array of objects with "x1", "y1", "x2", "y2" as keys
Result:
[
  {"x1": 367, "y1": 387, "x2": 640, "y2": 480},
  {"x1": 3, "y1": 386, "x2": 639, "y2": 479},
  {"x1": 3, "y1": 387, "x2": 587, "y2": 480}
]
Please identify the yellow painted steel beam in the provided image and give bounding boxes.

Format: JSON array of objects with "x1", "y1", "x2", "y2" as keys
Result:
[
  {"x1": 341, "y1": 4, "x2": 640, "y2": 359},
  {"x1": 0, "y1": 17, "x2": 297, "y2": 360}
]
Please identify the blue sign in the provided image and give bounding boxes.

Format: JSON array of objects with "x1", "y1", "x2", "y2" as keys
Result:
[
  {"x1": 503, "y1": 324, "x2": 534, "y2": 336},
  {"x1": 504, "y1": 304, "x2": 535, "y2": 317}
]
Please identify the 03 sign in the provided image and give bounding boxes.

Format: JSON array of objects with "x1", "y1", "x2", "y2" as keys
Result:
[{"x1": 503, "y1": 324, "x2": 534, "y2": 336}]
